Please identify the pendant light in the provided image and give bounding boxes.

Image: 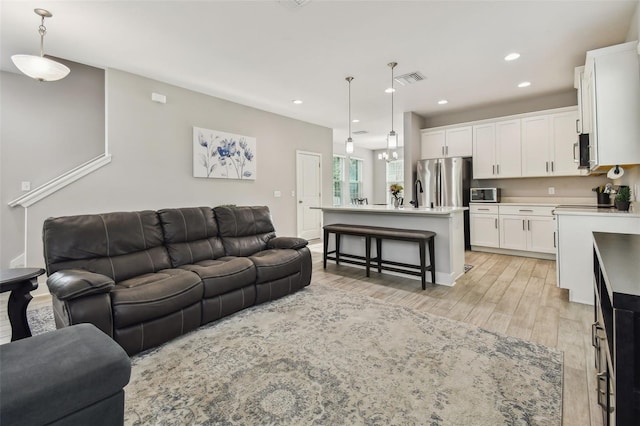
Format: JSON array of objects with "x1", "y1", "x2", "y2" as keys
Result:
[
  {"x1": 386, "y1": 62, "x2": 398, "y2": 150},
  {"x1": 345, "y1": 76, "x2": 355, "y2": 154},
  {"x1": 11, "y1": 9, "x2": 70, "y2": 82}
]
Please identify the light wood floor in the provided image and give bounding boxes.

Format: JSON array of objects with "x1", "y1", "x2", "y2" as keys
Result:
[{"x1": 1, "y1": 249, "x2": 600, "y2": 425}]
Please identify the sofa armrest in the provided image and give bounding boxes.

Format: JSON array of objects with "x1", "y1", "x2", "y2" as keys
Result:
[
  {"x1": 267, "y1": 236, "x2": 309, "y2": 250},
  {"x1": 47, "y1": 270, "x2": 115, "y2": 301}
]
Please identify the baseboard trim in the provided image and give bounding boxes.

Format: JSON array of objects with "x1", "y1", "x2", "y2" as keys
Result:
[{"x1": 471, "y1": 246, "x2": 555, "y2": 260}]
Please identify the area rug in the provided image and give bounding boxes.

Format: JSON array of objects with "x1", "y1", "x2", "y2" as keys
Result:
[{"x1": 29, "y1": 285, "x2": 562, "y2": 425}]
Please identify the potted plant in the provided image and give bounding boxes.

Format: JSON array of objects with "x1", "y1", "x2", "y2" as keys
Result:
[
  {"x1": 614, "y1": 186, "x2": 631, "y2": 211},
  {"x1": 389, "y1": 184, "x2": 403, "y2": 208}
]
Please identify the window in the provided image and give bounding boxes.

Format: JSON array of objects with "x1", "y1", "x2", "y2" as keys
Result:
[
  {"x1": 349, "y1": 158, "x2": 364, "y2": 201},
  {"x1": 332, "y1": 156, "x2": 345, "y2": 206},
  {"x1": 386, "y1": 159, "x2": 404, "y2": 200}
]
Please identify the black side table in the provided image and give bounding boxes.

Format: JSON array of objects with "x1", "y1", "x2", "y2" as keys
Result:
[{"x1": 0, "y1": 268, "x2": 45, "y2": 341}]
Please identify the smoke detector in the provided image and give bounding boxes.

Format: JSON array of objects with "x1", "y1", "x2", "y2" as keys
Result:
[{"x1": 394, "y1": 71, "x2": 426, "y2": 86}]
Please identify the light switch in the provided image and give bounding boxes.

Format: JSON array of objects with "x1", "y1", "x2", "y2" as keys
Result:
[
  {"x1": 548, "y1": 187, "x2": 555, "y2": 195},
  {"x1": 290, "y1": 190, "x2": 295, "y2": 197},
  {"x1": 273, "y1": 190, "x2": 281, "y2": 197},
  {"x1": 21, "y1": 181, "x2": 31, "y2": 191}
]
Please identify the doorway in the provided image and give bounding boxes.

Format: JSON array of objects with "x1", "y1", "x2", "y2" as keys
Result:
[{"x1": 296, "y1": 151, "x2": 322, "y2": 240}]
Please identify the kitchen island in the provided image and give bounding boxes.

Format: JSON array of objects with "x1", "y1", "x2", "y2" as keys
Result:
[{"x1": 316, "y1": 205, "x2": 467, "y2": 286}]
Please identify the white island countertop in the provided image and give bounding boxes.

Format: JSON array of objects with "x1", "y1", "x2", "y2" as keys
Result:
[{"x1": 314, "y1": 205, "x2": 467, "y2": 216}]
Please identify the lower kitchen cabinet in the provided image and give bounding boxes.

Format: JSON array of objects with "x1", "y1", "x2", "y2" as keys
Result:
[
  {"x1": 592, "y1": 232, "x2": 640, "y2": 425},
  {"x1": 470, "y1": 203, "x2": 556, "y2": 257},
  {"x1": 470, "y1": 211, "x2": 499, "y2": 247},
  {"x1": 500, "y1": 215, "x2": 555, "y2": 253}
]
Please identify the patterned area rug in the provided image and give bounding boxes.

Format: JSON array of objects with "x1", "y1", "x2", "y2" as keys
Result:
[{"x1": 29, "y1": 285, "x2": 562, "y2": 425}]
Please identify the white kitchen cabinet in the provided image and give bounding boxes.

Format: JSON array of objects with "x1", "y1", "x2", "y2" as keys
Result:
[
  {"x1": 421, "y1": 130, "x2": 445, "y2": 159},
  {"x1": 499, "y1": 210, "x2": 555, "y2": 254},
  {"x1": 584, "y1": 41, "x2": 640, "y2": 171},
  {"x1": 472, "y1": 120, "x2": 521, "y2": 179},
  {"x1": 469, "y1": 204, "x2": 499, "y2": 248},
  {"x1": 420, "y1": 126, "x2": 471, "y2": 159},
  {"x1": 521, "y1": 109, "x2": 581, "y2": 177},
  {"x1": 495, "y1": 120, "x2": 521, "y2": 178},
  {"x1": 521, "y1": 115, "x2": 550, "y2": 177},
  {"x1": 499, "y1": 215, "x2": 528, "y2": 250},
  {"x1": 574, "y1": 66, "x2": 592, "y2": 134},
  {"x1": 472, "y1": 124, "x2": 496, "y2": 179}
]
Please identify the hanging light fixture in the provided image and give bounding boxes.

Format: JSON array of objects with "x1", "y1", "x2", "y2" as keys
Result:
[
  {"x1": 345, "y1": 76, "x2": 354, "y2": 154},
  {"x1": 11, "y1": 9, "x2": 70, "y2": 82},
  {"x1": 386, "y1": 61, "x2": 398, "y2": 150}
]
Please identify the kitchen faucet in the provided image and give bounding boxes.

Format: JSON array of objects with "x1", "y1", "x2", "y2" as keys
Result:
[{"x1": 409, "y1": 178, "x2": 424, "y2": 208}]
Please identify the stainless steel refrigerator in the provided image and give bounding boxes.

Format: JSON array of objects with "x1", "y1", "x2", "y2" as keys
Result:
[{"x1": 415, "y1": 157, "x2": 472, "y2": 249}]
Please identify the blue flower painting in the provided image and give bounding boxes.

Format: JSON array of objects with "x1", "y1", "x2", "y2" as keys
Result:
[{"x1": 193, "y1": 127, "x2": 256, "y2": 180}]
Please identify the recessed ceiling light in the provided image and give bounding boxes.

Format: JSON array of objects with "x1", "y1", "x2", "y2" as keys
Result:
[
  {"x1": 384, "y1": 87, "x2": 395, "y2": 93},
  {"x1": 352, "y1": 119, "x2": 360, "y2": 123},
  {"x1": 518, "y1": 81, "x2": 531, "y2": 88},
  {"x1": 437, "y1": 99, "x2": 448, "y2": 105},
  {"x1": 292, "y1": 99, "x2": 303, "y2": 104},
  {"x1": 504, "y1": 52, "x2": 521, "y2": 61}
]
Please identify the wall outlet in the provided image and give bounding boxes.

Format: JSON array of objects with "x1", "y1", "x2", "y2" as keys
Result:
[
  {"x1": 273, "y1": 190, "x2": 281, "y2": 197},
  {"x1": 290, "y1": 190, "x2": 295, "y2": 197},
  {"x1": 21, "y1": 181, "x2": 31, "y2": 191},
  {"x1": 548, "y1": 187, "x2": 555, "y2": 195}
]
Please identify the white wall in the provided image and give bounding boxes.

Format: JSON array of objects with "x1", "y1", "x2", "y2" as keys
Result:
[
  {"x1": 18, "y1": 69, "x2": 332, "y2": 295},
  {"x1": 0, "y1": 60, "x2": 105, "y2": 268},
  {"x1": 403, "y1": 112, "x2": 424, "y2": 203}
]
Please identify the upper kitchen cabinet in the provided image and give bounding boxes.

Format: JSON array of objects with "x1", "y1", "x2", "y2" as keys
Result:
[
  {"x1": 472, "y1": 120, "x2": 521, "y2": 179},
  {"x1": 420, "y1": 126, "x2": 472, "y2": 159},
  {"x1": 583, "y1": 41, "x2": 640, "y2": 170},
  {"x1": 574, "y1": 66, "x2": 592, "y2": 134},
  {"x1": 521, "y1": 109, "x2": 581, "y2": 177}
]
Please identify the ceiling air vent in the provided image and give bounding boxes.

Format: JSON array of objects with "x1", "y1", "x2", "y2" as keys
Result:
[
  {"x1": 353, "y1": 130, "x2": 368, "y2": 135},
  {"x1": 394, "y1": 71, "x2": 426, "y2": 86},
  {"x1": 278, "y1": 0, "x2": 312, "y2": 9}
]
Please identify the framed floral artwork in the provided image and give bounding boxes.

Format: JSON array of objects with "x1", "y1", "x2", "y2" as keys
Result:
[{"x1": 193, "y1": 127, "x2": 256, "y2": 180}]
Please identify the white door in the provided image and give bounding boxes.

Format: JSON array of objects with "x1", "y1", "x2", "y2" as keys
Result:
[
  {"x1": 521, "y1": 115, "x2": 550, "y2": 177},
  {"x1": 296, "y1": 151, "x2": 322, "y2": 240},
  {"x1": 527, "y1": 216, "x2": 556, "y2": 253},
  {"x1": 472, "y1": 123, "x2": 496, "y2": 179},
  {"x1": 495, "y1": 119, "x2": 522, "y2": 177},
  {"x1": 421, "y1": 130, "x2": 445, "y2": 159},
  {"x1": 445, "y1": 126, "x2": 472, "y2": 158},
  {"x1": 499, "y1": 215, "x2": 527, "y2": 250},
  {"x1": 551, "y1": 111, "x2": 580, "y2": 176},
  {"x1": 470, "y1": 214, "x2": 500, "y2": 248}
]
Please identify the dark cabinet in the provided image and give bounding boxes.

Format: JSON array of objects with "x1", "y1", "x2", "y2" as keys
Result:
[{"x1": 592, "y1": 232, "x2": 640, "y2": 426}]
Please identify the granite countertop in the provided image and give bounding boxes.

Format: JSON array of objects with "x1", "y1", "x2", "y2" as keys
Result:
[{"x1": 314, "y1": 205, "x2": 467, "y2": 215}]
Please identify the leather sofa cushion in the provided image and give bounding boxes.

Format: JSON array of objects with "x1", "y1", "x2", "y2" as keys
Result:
[
  {"x1": 214, "y1": 206, "x2": 276, "y2": 256},
  {"x1": 249, "y1": 249, "x2": 301, "y2": 284},
  {"x1": 180, "y1": 257, "x2": 256, "y2": 298},
  {"x1": 111, "y1": 269, "x2": 202, "y2": 328},
  {"x1": 43, "y1": 211, "x2": 171, "y2": 279},
  {"x1": 158, "y1": 207, "x2": 225, "y2": 267}
]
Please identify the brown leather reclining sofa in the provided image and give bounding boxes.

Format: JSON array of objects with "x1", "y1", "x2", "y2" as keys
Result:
[{"x1": 42, "y1": 205, "x2": 312, "y2": 355}]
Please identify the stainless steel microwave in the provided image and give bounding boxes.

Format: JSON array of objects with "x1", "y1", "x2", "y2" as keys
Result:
[{"x1": 470, "y1": 188, "x2": 501, "y2": 203}]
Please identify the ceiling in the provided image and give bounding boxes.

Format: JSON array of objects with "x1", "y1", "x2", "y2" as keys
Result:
[{"x1": 1, "y1": 1, "x2": 638, "y2": 150}]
